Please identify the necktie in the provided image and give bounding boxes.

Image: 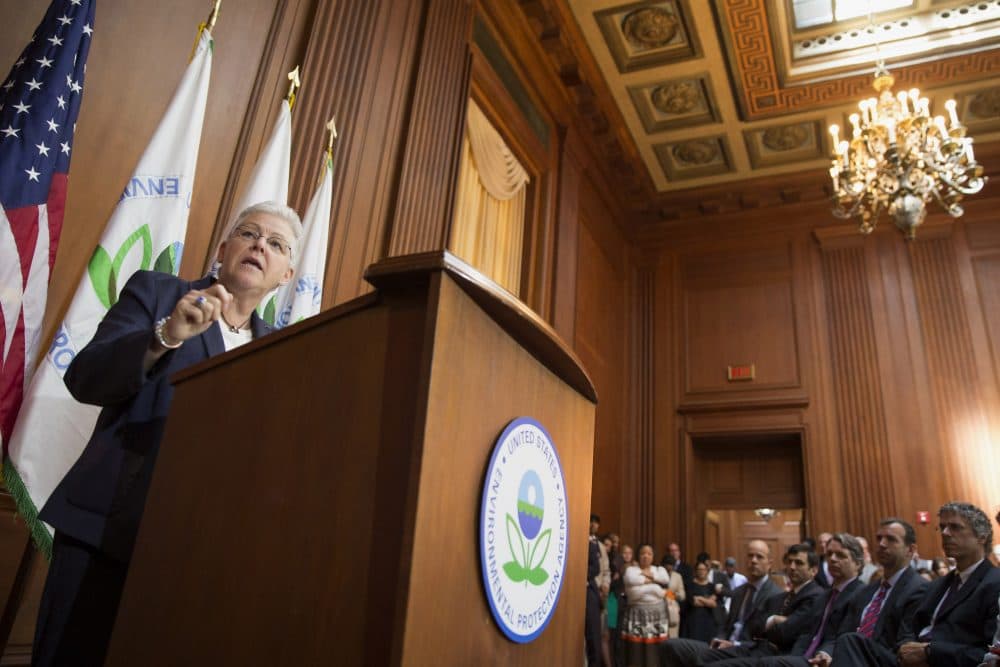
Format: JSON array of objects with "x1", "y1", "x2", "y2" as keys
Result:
[
  {"x1": 804, "y1": 588, "x2": 840, "y2": 658},
  {"x1": 920, "y1": 572, "x2": 962, "y2": 640},
  {"x1": 728, "y1": 584, "x2": 756, "y2": 642},
  {"x1": 857, "y1": 581, "x2": 890, "y2": 638}
]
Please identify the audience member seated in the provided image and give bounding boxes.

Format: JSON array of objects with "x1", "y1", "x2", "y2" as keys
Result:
[
  {"x1": 982, "y1": 593, "x2": 1000, "y2": 666},
  {"x1": 622, "y1": 544, "x2": 670, "y2": 666},
  {"x1": 897, "y1": 502, "x2": 1000, "y2": 667},
  {"x1": 830, "y1": 518, "x2": 929, "y2": 667},
  {"x1": 660, "y1": 540, "x2": 780, "y2": 666},
  {"x1": 755, "y1": 544, "x2": 825, "y2": 656},
  {"x1": 858, "y1": 537, "x2": 880, "y2": 584},
  {"x1": 814, "y1": 532, "x2": 835, "y2": 589},
  {"x1": 707, "y1": 532, "x2": 866, "y2": 667},
  {"x1": 930, "y1": 558, "x2": 951, "y2": 580}
]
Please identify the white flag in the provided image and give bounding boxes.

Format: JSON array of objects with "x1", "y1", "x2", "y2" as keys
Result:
[
  {"x1": 210, "y1": 99, "x2": 291, "y2": 321},
  {"x1": 273, "y1": 154, "x2": 332, "y2": 328},
  {"x1": 5, "y1": 29, "x2": 214, "y2": 548},
  {"x1": 233, "y1": 99, "x2": 290, "y2": 216}
]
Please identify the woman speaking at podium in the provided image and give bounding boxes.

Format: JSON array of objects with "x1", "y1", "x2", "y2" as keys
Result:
[{"x1": 32, "y1": 202, "x2": 301, "y2": 667}]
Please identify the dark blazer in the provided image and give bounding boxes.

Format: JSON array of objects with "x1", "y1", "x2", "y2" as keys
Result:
[
  {"x1": 720, "y1": 576, "x2": 783, "y2": 643},
  {"x1": 793, "y1": 577, "x2": 864, "y2": 656},
  {"x1": 39, "y1": 271, "x2": 272, "y2": 563},
  {"x1": 814, "y1": 560, "x2": 833, "y2": 589},
  {"x1": 753, "y1": 579, "x2": 826, "y2": 651},
  {"x1": 899, "y1": 560, "x2": 1000, "y2": 667},
  {"x1": 834, "y1": 567, "x2": 928, "y2": 652}
]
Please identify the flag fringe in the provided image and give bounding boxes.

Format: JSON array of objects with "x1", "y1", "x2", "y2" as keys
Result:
[{"x1": 2, "y1": 458, "x2": 53, "y2": 560}]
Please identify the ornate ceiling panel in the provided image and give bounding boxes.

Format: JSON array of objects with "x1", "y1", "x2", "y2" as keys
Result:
[{"x1": 564, "y1": 0, "x2": 1000, "y2": 199}]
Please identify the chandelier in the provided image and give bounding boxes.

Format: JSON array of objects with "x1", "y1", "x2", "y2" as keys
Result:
[{"x1": 828, "y1": 63, "x2": 986, "y2": 240}]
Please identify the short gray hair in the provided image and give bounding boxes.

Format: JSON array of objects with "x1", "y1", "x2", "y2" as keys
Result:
[
  {"x1": 939, "y1": 502, "x2": 993, "y2": 549},
  {"x1": 231, "y1": 201, "x2": 303, "y2": 257},
  {"x1": 829, "y1": 532, "x2": 864, "y2": 567}
]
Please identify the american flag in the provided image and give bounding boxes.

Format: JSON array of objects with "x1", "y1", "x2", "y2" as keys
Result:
[{"x1": 0, "y1": 0, "x2": 94, "y2": 449}]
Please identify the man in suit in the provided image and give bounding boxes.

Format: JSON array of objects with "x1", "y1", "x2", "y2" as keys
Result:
[
  {"x1": 754, "y1": 544, "x2": 825, "y2": 655},
  {"x1": 857, "y1": 537, "x2": 880, "y2": 584},
  {"x1": 709, "y1": 532, "x2": 866, "y2": 666},
  {"x1": 660, "y1": 539, "x2": 781, "y2": 666},
  {"x1": 815, "y1": 532, "x2": 834, "y2": 589},
  {"x1": 31, "y1": 202, "x2": 301, "y2": 667},
  {"x1": 829, "y1": 518, "x2": 929, "y2": 666},
  {"x1": 586, "y1": 527, "x2": 603, "y2": 666},
  {"x1": 897, "y1": 502, "x2": 1000, "y2": 667}
]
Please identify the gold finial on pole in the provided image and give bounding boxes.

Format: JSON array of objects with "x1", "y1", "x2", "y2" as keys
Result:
[
  {"x1": 286, "y1": 66, "x2": 301, "y2": 111},
  {"x1": 206, "y1": 0, "x2": 222, "y2": 32},
  {"x1": 192, "y1": 0, "x2": 221, "y2": 60},
  {"x1": 326, "y1": 116, "x2": 338, "y2": 162}
]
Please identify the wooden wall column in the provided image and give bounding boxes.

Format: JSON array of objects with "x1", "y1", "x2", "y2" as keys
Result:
[
  {"x1": 907, "y1": 229, "x2": 1000, "y2": 515},
  {"x1": 627, "y1": 254, "x2": 656, "y2": 544},
  {"x1": 386, "y1": 0, "x2": 474, "y2": 258},
  {"x1": 815, "y1": 238, "x2": 894, "y2": 534},
  {"x1": 287, "y1": 0, "x2": 427, "y2": 305}
]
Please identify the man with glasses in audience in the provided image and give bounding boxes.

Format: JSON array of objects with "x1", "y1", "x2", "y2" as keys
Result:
[
  {"x1": 708, "y1": 533, "x2": 865, "y2": 667},
  {"x1": 32, "y1": 202, "x2": 301, "y2": 667},
  {"x1": 897, "y1": 502, "x2": 1000, "y2": 667}
]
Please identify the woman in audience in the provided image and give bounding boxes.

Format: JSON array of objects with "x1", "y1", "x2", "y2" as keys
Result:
[
  {"x1": 684, "y1": 560, "x2": 720, "y2": 642},
  {"x1": 620, "y1": 544, "x2": 635, "y2": 569},
  {"x1": 661, "y1": 554, "x2": 686, "y2": 638},
  {"x1": 621, "y1": 544, "x2": 670, "y2": 666},
  {"x1": 932, "y1": 557, "x2": 951, "y2": 578}
]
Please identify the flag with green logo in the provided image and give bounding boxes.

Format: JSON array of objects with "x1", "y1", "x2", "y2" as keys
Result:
[
  {"x1": 273, "y1": 152, "x2": 332, "y2": 327},
  {"x1": 4, "y1": 28, "x2": 214, "y2": 554}
]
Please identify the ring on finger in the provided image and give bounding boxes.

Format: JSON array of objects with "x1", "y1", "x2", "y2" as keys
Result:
[{"x1": 195, "y1": 295, "x2": 207, "y2": 308}]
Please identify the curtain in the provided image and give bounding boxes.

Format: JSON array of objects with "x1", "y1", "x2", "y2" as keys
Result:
[{"x1": 450, "y1": 99, "x2": 530, "y2": 296}]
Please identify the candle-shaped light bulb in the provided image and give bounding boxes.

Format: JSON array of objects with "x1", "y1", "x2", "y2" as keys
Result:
[
  {"x1": 965, "y1": 141, "x2": 975, "y2": 163},
  {"x1": 839, "y1": 140, "x2": 850, "y2": 166},
  {"x1": 934, "y1": 115, "x2": 948, "y2": 137},
  {"x1": 829, "y1": 124, "x2": 840, "y2": 147},
  {"x1": 849, "y1": 113, "x2": 861, "y2": 137},
  {"x1": 869, "y1": 98, "x2": 879, "y2": 122},
  {"x1": 919, "y1": 98, "x2": 930, "y2": 116},
  {"x1": 909, "y1": 88, "x2": 920, "y2": 103},
  {"x1": 897, "y1": 91, "x2": 909, "y2": 116},
  {"x1": 944, "y1": 99, "x2": 959, "y2": 128},
  {"x1": 885, "y1": 118, "x2": 896, "y2": 143}
]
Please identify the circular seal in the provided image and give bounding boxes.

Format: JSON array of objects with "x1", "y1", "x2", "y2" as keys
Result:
[{"x1": 480, "y1": 417, "x2": 569, "y2": 643}]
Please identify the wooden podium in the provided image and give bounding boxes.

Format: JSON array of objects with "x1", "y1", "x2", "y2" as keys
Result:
[{"x1": 105, "y1": 252, "x2": 597, "y2": 666}]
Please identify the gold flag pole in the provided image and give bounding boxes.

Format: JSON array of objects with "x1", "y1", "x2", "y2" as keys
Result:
[
  {"x1": 286, "y1": 66, "x2": 302, "y2": 112},
  {"x1": 191, "y1": 0, "x2": 221, "y2": 60},
  {"x1": 326, "y1": 116, "x2": 338, "y2": 164}
]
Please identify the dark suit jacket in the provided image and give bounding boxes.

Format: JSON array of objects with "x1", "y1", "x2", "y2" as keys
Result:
[
  {"x1": 792, "y1": 577, "x2": 864, "y2": 656},
  {"x1": 752, "y1": 579, "x2": 825, "y2": 651},
  {"x1": 719, "y1": 576, "x2": 783, "y2": 643},
  {"x1": 899, "y1": 560, "x2": 1000, "y2": 667},
  {"x1": 39, "y1": 271, "x2": 272, "y2": 563},
  {"x1": 814, "y1": 560, "x2": 833, "y2": 588},
  {"x1": 833, "y1": 567, "x2": 928, "y2": 653}
]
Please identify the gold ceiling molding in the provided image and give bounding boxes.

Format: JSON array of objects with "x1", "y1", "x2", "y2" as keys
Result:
[{"x1": 715, "y1": 0, "x2": 1000, "y2": 121}]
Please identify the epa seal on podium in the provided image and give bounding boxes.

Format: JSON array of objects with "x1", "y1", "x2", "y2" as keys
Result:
[{"x1": 479, "y1": 417, "x2": 569, "y2": 643}]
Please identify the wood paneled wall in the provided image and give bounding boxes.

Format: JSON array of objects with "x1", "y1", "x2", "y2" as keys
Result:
[
  {"x1": 642, "y1": 169, "x2": 1000, "y2": 559},
  {"x1": 573, "y1": 176, "x2": 629, "y2": 540}
]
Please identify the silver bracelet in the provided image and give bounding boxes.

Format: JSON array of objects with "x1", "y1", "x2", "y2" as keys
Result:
[{"x1": 154, "y1": 316, "x2": 182, "y2": 349}]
